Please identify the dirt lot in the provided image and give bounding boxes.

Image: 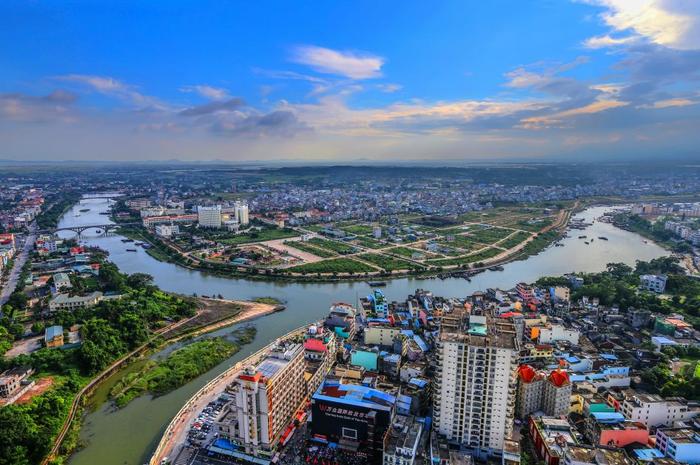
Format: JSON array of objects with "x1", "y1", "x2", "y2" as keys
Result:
[
  {"x1": 16, "y1": 377, "x2": 54, "y2": 404},
  {"x1": 5, "y1": 335, "x2": 42, "y2": 358}
]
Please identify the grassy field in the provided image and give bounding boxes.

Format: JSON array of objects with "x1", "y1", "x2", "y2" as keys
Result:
[
  {"x1": 219, "y1": 228, "x2": 299, "y2": 245},
  {"x1": 339, "y1": 224, "x2": 375, "y2": 235},
  {"x1": 426, "y1": 247, "x2": 501, "y2": 267},
  {"x1": 308, "y1": 237, "x2": 357, "y2": 254},
  {"x1": 467, "y1": 227, "x2": 513, "y2": 244},
  {"x1": 285, "y1": 240, "x2": 337, "y2": 258},
  {"x1": 354, "y1": 237, "x2": 385, "y2": 249},
  {"x1": 439, "y1": 234, "x2": 484, "y2": 251},
  {"x1": 287, "y1": 258, "x2": 377, "y2": 274},
  {"x1": 357, "y1": 253, "x2": 422, "y2": 271},
  {"x1": 497, "y1": 231, "x2": 532, "y2": 249},
  {"x1": 387, "y1": 246, "x2": 423, "y2": 258}
]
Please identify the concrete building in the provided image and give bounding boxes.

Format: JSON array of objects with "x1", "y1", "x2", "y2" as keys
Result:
[
  {"x1": 52, "y1": 272, "x2": 72, "y2": 291},
  {"x1": 45, "y1": 325, "x2": 64, "y2": 348},
  {"x1": 517, "y1": 366, "x2": 571, "y2": 418},
  {"x1": 542, "y1": 370, "x2": 572, "y2": 417},
  {"x1": 365, "y1": 326, "x2": 403, "y2": 347},
  {"x1": 529, "y1": 417, "x2": 579, "y2": 465},
  {"x1": 311, "y1": 379, "x2": 397, "y2": 463},
  {"x1": 621, "y1": 394, "x2": 699, "y2": 429},
  {"x1": 538, "y1": 325, "x2": 580, "y2": 345},
  {"x1": 155, "y1": 224, "x2": 179, "y2": 237},
  {"x1": 640, "y1": 274, "x2": 668, "y2": 293},
  {"x1": 229, "y1": 340, "x2": 305, "y2": 458},
  {"x1": 655, "y1": 428, "x2": 700, "y2": 464},
  {"x1": 517, "y1": 365, "x2": 544, "y2": 419},
  {"x1": 382, "y1": 415, "x2": 424, "y2": 465},
  {"x1": 49, "y1": 291, "x2": 103, "y2": 312},
  {"x1": 0, "y1": 367, "x2": 33, "y2": 398},
  {"x1": 433, "y1": 311, "x2": 520, "y2": 459},
  {"x1": 235, "y1": 202, "x2": 250, "y2": 226},
  {"x1": 198, "y1": 205, "x2": 222, "y2": 229},
  {"x1": 584, "y1": 412, "x2": 648, "y2": 448}
]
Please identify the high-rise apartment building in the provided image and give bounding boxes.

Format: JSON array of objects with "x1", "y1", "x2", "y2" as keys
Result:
[
  {"x1": 517, "y1": 365, "x2": 571, "y2": 419},
  {"x1": 198, "y1": 205, "x2": 222, "y2": 228},
  {"x1": 234, "y1": 201, "x2": 250, "y2": 225},
  {"x1": 229, "y1": 341, "x2": 306, "y2": 457},
  {"x1": 433, "y1": 310, "x2": 520, "y2": 459}
]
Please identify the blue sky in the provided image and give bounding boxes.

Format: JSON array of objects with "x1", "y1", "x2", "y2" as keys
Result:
[{"x1": 1, "y1": 0, "x2": 699, "y2": 162}]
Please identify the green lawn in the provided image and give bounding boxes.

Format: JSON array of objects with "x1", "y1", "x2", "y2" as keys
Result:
[
  {"x1": 219, "y1": 228, "x2": 299, "y2": 245},
  {"x1": 497, "y1": 231, "x2": 532, "y2": 249},
  {"x1": 354, "y1": 237, "x2": 385, "y2": 249},
  {"x1": 387, "y1": 246, "x2": 422, "y2": 258},
  {"x1": 466, "y1": 227, "x2": 513, "y2": 244},
  {"x1": 285, "y1": 240, "x2": 337, "y2": 258},
  {"x1": 357, "y1": 253, "x2": 422, "y2": 271},
  {"x1": 339, "y1": 224, "x2": 375, "y2": 235},
  {"x1": 426, "y1": 247, "x2": 501, "y2": 266},
  {"x1": 308, "y1": 238, "x2": 357, "y2": 254},
  {"x1": 286, "y1": 258, "x2": 377, "y2": 274}
]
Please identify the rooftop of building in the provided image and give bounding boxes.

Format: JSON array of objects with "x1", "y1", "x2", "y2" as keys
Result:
[
  {"x1": 566, "y1": 445, "x2": 597, "y2": 463},
  {"x1": 313, "y1": 378, "x2": 396, "y2": 412},
  {"x1": 439, "y1": 311, "x2": 518, "y2": 349},
  {"x1": 657, "y1": 428, "x2": 700, "y2": 444},
  {"x1": 383, "y1": 415, "x2": 423, "y2": 453}
]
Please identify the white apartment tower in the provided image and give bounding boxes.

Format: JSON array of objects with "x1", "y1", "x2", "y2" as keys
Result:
[
  {"x1": 234, "y1": 201, "x2": 250, "y2": 225},
  {"x1": 198, "y1": 205, "x2": 222, "y2": 228},
  {"x1": 230, "y1": 341, "x2": 306, "y2": 457},
  {"x1": 433, "y1": 310, "x2": 520, "y2": 460}
]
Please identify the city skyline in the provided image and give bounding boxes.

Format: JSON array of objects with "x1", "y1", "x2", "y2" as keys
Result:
[{"x1": 1, "y1": 0, "x2": 699, "y2": 162}]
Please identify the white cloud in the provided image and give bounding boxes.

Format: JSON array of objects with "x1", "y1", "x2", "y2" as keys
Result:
[
  {"x1": 583, "y1": 33, "x2": 638, "y2": 48},
  {"x1": 180, "y1": 85, "x2": 230, "y2": 101},
  {"x1": 582, "y1": 0, "x2": 700, "y2": 50},
  {"x1": 290, "y1": 45, "x2": 384, "y2": 79},
  {"x1": 55, "y1": 74, "x2": 162, "y2": 107}
]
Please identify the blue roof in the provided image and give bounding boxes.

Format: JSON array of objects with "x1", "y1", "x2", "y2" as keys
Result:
[
  {"x1": 313, "y1": 381, "x2": 396, "y2": 411},
  {"x1": 565, "y1": 356, "x2": 580, "y2": 363},
  {"x1": 652, "y1": 336, "x2": 677, "y2": 344},
  {"x1": 409, "y1": 378, "x2": 428, "y2": 388},
  {"x1": 46, "y1": 325, "x2": 63, "y2": 340},
  {"x1": 600, "y1": 353, "x2": 618, "y2": 361},
  {"x1": 591, "y1": 412, "x2": 625, "y2": 423},
  {"x1": 401, "y1": 330, "x2": 415, "y2": 337},
  {"x1": 633, "y1": 449, "x2": 664, "y2": 461},
  {"x1": 413, "y1": 335, "x2": 428, "y2": 352}
]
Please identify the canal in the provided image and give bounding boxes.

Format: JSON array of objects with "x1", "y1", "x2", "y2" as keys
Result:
[{"x1": 59, "y1": 198, "x2": 667, "y2": 465}]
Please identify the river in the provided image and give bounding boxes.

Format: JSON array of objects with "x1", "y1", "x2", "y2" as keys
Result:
[{"x1": 58, "y1": 198, "x2": 667, "y2": 465}]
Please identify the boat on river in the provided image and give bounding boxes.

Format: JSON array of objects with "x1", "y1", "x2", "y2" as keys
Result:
[{"x1": 367, "y1": 281, "x2": 387, "y2": 287}]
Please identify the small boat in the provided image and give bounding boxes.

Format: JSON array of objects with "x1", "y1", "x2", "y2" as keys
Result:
[
  {"x1": 79, "y1": 208, "x2": 90, "y2": 213},
  {"x1": 95, "y1": 229, "x2": 101, "y2": 234},
  {"x1": 489, "y1": 265, "x2": 504, "y2": 271},
  {"x1": 126, "y1": 248, "x2": 137, "y2": 252},
  {"x1": 578, "y1": 235, "x2": 587, "y2": 239},
  {"x1": 121, "y1": 239, "x2": 134, "y2": 243},
  {"x1": 584, "y1": 241, "x2": 590, "y2": 245},
  {"x1": 367, "y1": 281, "x2": 387, "y2": 287},
  {"x1": 598, "y1": 236, "x2": 608, "y2": 240}
]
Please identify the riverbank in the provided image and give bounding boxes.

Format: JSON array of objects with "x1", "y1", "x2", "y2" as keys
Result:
[
  {"x1": 148, "y1": 323, "x2": 311, "y2": 465},
  {"x1": 42, "y1": 295, "x2": 281, "y2": 465},
  {"x1": 110, "y1": 327, "x2": 257, "y2": 408},
  {"x1": 62, "y1": 201, "x2": 670, "y2": 465},
  {"x1": 115, "y1": 211, "x2": 571, "y2": 284}
]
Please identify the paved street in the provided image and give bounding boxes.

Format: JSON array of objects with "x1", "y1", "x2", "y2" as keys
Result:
[{"x1": 0, "y1": 224, "x2": 36, "y2": 306}]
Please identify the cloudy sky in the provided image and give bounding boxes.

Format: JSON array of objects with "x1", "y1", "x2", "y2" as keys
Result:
[{"x1": 1, "y1": 0, "x2": 699, "y2": 162}]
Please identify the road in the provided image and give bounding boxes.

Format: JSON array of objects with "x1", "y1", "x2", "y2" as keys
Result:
[{"x1": 0, "y1": 224, "x2": 37, "y2": 306}]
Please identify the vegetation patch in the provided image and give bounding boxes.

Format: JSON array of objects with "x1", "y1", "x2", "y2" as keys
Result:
[
  {"x1": 308, "y1": 238, "x2": 357, "y2": 254},
  {"x1": 285, "y1": 240, "x2": 337, "y2": 258},
  {"x1": 357, "y1": 253, "x2": 423, "y2": 272},
  {"x1": 287, "y1": 258, "x2": 377, "y2": 274},
  {"x1": 110, "y1": 327, "x2": 256, "y2": 407}
]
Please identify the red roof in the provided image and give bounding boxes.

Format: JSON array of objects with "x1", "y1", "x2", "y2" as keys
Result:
[
  {"x1": 500, "y1": 311, "x2": 523, "y2": 318},
  {"x1": 304, "y1": 338, "x2": 327, "y2": 352},
  {"x1": 548, "y1": 369, "x2": 570, "y2": 387},
  {"x1": 518, "y1": 364, "x2": 539, "y2": 383}
]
